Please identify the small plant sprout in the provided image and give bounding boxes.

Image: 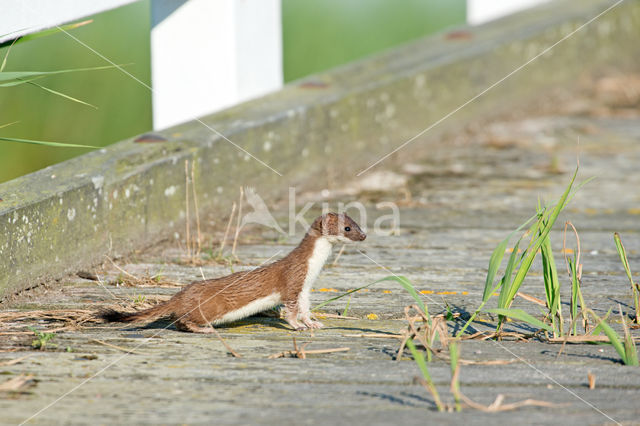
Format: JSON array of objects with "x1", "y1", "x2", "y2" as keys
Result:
[
  {"x1": 27, "y1": 326, "x2": 56, "y2": 350},
  {"x1": 131, "y1": 294, "x2": 146, "y2": 305},
  {"x1": 613, "y1": 232, "x2": 640, "y2": 323}
]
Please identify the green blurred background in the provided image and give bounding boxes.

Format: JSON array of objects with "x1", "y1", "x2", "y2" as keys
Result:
[{"x1": 0, "y1": 0, "x2": 464, "y2": 184}]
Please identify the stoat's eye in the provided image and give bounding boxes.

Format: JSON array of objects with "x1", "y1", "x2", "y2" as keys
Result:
[{"x1": 344, "y1": 226, "x2": 351, "y2": 232}]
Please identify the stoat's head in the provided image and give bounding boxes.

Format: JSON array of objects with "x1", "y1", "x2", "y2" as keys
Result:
[{"x1": 309, "y1": 213, "x2": 366, "y2": 244}]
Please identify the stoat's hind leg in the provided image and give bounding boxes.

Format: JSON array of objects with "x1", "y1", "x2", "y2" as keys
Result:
[{"x1": 176, "y1": 320, "x2": 216, "y2": 334}]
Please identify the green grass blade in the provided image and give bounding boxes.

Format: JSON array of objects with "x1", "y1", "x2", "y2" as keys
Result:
[
  {"x1": 312, "y1": 284, "x2": 373, "y2": 311},
  {"x1": 620, "y1": 307, "x2": 639, "y2": 366},
  {"x1": 505, "y1": 166, "x2": 578, "y2": 304},
  {"x1": 406, "y1": 339, "x2": 444, "y2": 411},
  {"x1": 569, "y1": 258, "x2": 581, "y2": 335},
  {"x1": 485, "y1": 308, "x2": 553, "y2": 332},
  {"x1": 375, "y1": 275, "x2": 427, "y2": 315},
  {"x1": 590, "y1": 311, "x2": 628, "y2": 364},
  {"x1": 26, "y1": 80, "x2": 98, "y2": 108},
  {"x1": 0, "y1": 37, "x2": 18, "y2": 72},
  {"x1": 0, "y1": 65, "x2": 120, "y2": 87},
  {"x1": 497, "y1": 238, "x2": 523, "y2": 310},
  {"x1": 624, "y1": 336, "x2": 639, "y2": 366},
  {"x1": 449, "y1": 341, "x2": 459, "y2": 374},
  {"x1": 0, "y1": 136, "x2": 98, "y2": 149},
  {"x1": 342, "y1": 294, "x2": 352, "y2": 316},
  {"x1": 624, "y1": 329, "x2": 639, "y2": 366},
  {"x1": 614, "y1": 233, "x2": 633, "y2": 283},
  {"x1": 483, "y1": 239, "x2": 508, "y2": 302},
  {"x1": 591, "y1": 308, "x2": 612, "y2": 335},
  {"x1": 449, "y1": 341, "x2": 461, "y2": 412},
  {"x1": 597, "y1": 322, "x2": 627, "y2": 364},
  {"x1": 313, "y1": 275, "x2": 427, "y2": 315},
  {"x1": 406, "y1": 339, "x2": 433, "y2": 380},
  {"x1": 482, "y1": 215, "x2": 537, "y2": 302},
  {"x1": 613, "y1": 233, "x2": 640, "y2": 321},
  {"x1": 540, "y1": 233, "x2": 560, "y2": 317}
]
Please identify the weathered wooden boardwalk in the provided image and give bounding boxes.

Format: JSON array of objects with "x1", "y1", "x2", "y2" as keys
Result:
[{"x1": 2, "y1": 70, "x2": 640, "y2": 424}]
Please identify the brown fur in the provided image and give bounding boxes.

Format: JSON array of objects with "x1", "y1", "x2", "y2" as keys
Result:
[{"x1": 98, "y1": 213, "x2": 366, "y2": 332}]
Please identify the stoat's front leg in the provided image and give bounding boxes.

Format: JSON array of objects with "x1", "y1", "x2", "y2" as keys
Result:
[
  {"x1": 298, "y1": 287, "x2": 323, "y2": 329},
  {"x1": 283, "y1": 301, "x2": 305, "y2": 330}
]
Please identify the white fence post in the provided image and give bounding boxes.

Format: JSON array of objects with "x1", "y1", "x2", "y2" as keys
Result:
[
  {"x1": 150, "y1": 0, "x2": 282, "y2": 130},
  {"x1": 467, "y1": 0, "x2": 551, "y2": 25}
]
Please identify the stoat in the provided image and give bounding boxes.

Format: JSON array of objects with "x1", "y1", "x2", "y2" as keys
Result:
[{"x1": 99, "y1": 213, "x2": 366, "y2": 332}]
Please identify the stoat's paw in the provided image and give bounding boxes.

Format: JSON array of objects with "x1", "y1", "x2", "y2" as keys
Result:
[
  {"x1": 303, "y1": 319, "x2": 324, "y2": 329},
  {"x1": 286, "y1": 319, "x2": 306, "y2": 331}
]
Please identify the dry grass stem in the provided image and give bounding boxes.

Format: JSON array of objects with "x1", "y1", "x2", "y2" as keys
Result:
[
  {"x1": 105, "y1": 257, "x2": 182, "y2": 288},
  {"x1": 315, "y1": 313, "x2": 359, "y2": 320},
  {"x1": 0, "y1": 309, "x2": 99, "y2": 325},
  {"x1": 563, "y1": 221, "x2": 589, "y2": 332},
  {"x1": 218, "y1": 202, "x2": 237, "y2": 258},
  {"x1": 397, "y1": 305, "x2": 452, "y2": 361},
  {"x1": 458, "y1": 331, "x2": 530, "y2": 341},
  {"x1": 413, "y1": 377, "x2": 445, "y2": 411},
  {"x1": 458, "y1": 358, "x2": 518, "y2": 366},
  {"x1": 548, "y1": 335, "x2": 639, "y2": 343},
  {"x1": 231, "y1": 187, "x2": 244, "y2": 261},
  {"x1": 191, "y1": 160, "x2": 202, "y2": 256},
  {"x1": 0, "y1": 374, "x2": 34, "y2": 392},
  {"x1": 342, "y1": 333, "x2": 404, "y2": 339},
  {"x1": 516, "y1": 292, "x2": 546, "y2": 307},
  {"x1": 197, "y1": 301, "x2": 242, "y2": 358},
  {"x1": 332, "y1": 244, "x2": 346, "y2": 266},
  {"x1": 106, "y1": 256, "x2": 138, "y2": 280},
  {"x1": 185, "y1": 160, "x2": 191, "y2": 259},
  {"x1": 563, "y1": 221, "x2": 582, "y2": 278},
  {"x1": 96, "y1": 274, "x2": 120, "y2": 300},
  {"x1": 211, "y1": 327, "x2": 242, "y2": 358},
  {"x1": 457, "y1": 392, "x2": 561, "y2": 412},
  {"x1": 268, "y1": 338, "x2": 349, "y2": 359},
  {"x1": 0, "y1": 354, "x2": 32, "y2": 367}
]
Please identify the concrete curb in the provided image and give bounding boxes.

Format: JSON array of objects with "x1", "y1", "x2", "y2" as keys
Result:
[{"x1": 1, "y1": 0, "x2": 638, "y2": 297}]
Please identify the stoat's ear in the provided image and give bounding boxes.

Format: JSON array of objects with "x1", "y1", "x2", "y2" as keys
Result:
[
  {"x1": 310, "y1": 213, "x2": 337, "y2": 236},
  {"x1": 321, "y1": 213, "x2": 339, "y2": 232}
]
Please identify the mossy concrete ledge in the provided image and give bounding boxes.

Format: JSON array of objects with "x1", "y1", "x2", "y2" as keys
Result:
[{"x1": 1, "y1": 0, "x2": 638, "y2": 297}]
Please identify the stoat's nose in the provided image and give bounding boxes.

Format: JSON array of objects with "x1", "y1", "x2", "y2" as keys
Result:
[{"x1": 360, "y1": 233, "x2": 367, "y2": 241}]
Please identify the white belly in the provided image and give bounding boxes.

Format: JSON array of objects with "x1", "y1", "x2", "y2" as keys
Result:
[{"x1": 215, "y1": 292, "x2": 281, "y2": 325}]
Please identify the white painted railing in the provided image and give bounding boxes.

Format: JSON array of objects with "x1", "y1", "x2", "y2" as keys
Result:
[{"x1": 1, "y1": 0, "x2": 550, "y2": 130}]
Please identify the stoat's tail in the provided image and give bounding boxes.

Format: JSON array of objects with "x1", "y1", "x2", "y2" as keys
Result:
[{"x1": 98, "y1": 302, "x2": 173, "y2": 324}]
